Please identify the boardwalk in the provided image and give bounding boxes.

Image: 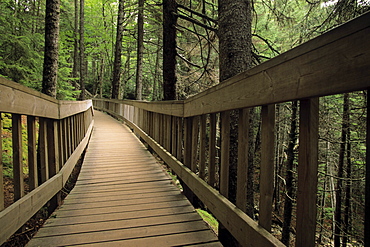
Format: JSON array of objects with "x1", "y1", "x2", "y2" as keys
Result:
[{"x1": 27, "y1": 111, "x2": 221, "y2": 247}]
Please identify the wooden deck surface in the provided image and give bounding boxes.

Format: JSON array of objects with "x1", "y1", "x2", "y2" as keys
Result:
[{"x1": 27, "y1": 111, "x2": 221, "y2": 247}]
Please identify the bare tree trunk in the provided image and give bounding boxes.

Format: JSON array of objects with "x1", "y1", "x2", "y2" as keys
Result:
[
  {"x1": 342, "y1": 114, "x2": 352, "y2": 247},
  {"x1": 365, "y1": 90, "x2": 370, "y2": 247},
  {"x1": 282, "y1": 100, "x2": 298, "y2": 246},
  {"x1": 334, "y1": 93, "x2": 349, "y2": 247},
  {"x1": 72, "y1": 0, "x2": 79, "y2": 90},
  {"x1": 79, "y1": 0, "x2": 85, "y2": 100},
  {"x1": 135, "y1": 0, "x2": 144, "y2": 100},
  {"x1": 218, "y1": 0, "x2": 252, "y2": 245},
  {"x1": 246, "y1": 107, "x2": 256, "y2": 219},
  {"x1": 111, "y1": 0, "x2": 124, "y2": 99},
  {"x1": 163, "y1": 0, "x2": 177, "y2": 100},
  {"x1": 42, "y1": 0, "x2": 60, "y2": 98}
]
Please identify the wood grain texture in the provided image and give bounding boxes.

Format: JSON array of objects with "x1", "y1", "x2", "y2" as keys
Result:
[
  {"x1": 296, "y1": 98, "x2": 319, "y2": 247},
  {"x1": 27, "y1": 116, "x2": 38, "y2": 190},
  {"x1": 259, "y1": 105, "x2": 275, "y2": 232},
  {"x1": 220, "y1": 111, "x2": 230, "y2": 197},
  {"x1": 236, "y1": 108, "x2": 249, "y2": 212},
  {"x1": 27, "y1": 111, "x2": 220, "y2": 247},
  {"x1": 183, "y1": 13, "x2": 370, "y2": 117},
  {"x1": 12, "y1": 114, "x2": 24, "y2": 201}
]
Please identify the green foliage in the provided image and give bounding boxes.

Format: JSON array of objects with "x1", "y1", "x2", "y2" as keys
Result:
[
  {"x1": 196, "y1": 209, "x2": 219, "y2": 233},
  {"x1": 1, "y1": 113, "x2": 30, "y2": 178}
]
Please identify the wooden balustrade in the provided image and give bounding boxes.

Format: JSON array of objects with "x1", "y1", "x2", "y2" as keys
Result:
[
  {"x1": 0, "y1": 77, "x2": 94, "y2": 245},
  {"x1": 93, "y1": 12, "x2": 370, "y2": 247}
]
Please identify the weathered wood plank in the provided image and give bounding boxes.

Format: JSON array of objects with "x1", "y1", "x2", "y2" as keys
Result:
[
  {"x1": 296, "y1": 98, "x2": 319, "y2": 247},
  {"x1": 199, "y1": 114, "x2": 207, "y2": 180},
  {"x1": 220, "y1": 111, "x2": 230, "y2": 197},
  {"x1": 12, "y1": 114, "x2": 24, "y2": 201},
  {"x1": 46, "y1": 205, "x2": 196, "y2": 226},
  {"x1": 208, "y1": 113, "x2": 217, "y2": 187},
  {"x1": 183, "y1": 13, "x2": 370, "y2": 117},
  {"x1": 0, "y1": 77, "x2": 58, "y2": 118},
  {"x1": 191, "y1": 116, "x2": 199, "y2": 172},
  {"x1": 27, "y1": 116, "x2": 38, "y2": 190},
  {"x1": 259, "y1": 105, "x2": 275, "y2": 232},
  {"x1": 38, "y1": 118, "x2": 49, "y2": 183},
  {"x1": 28, "y1": 221, "x2": 212, "y2": 247},
  {"x1": 236, "y1": 108, "x2": 249, "y2": 212},
  {"x1": 47, "y1": 119, "x2": 59, "y2": 177}
]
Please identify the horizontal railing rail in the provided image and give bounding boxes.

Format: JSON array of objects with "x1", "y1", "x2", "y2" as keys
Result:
[
  {"x1": 93, "y1": 12, "x2": 370, "y2": 247},
  {"x1": 0, "y1": 77, "x2": 94, "y2": 245}
]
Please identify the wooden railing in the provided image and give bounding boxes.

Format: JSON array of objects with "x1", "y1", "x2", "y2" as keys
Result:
[
  {"x1": 0, "y1": 77, "x2": 94, "y2": 245},
  {"x1": 93, "y1": 12, "x2": 370, "y2": 247}
]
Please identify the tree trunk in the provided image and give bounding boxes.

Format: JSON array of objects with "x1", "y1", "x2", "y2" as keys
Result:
[
  {"x1": 246, "y1": 107, "x2": 256, "y2": 219},
  {"x1": 42, "y1": 0, "x2": 60, "y2": 98},
  {"x1": 334, "y1": 93, "x2": 349, "y2": 247},
  {"x1": 218, "y1": 0, "x2": 252, "y2": 245},
  {"x1": 79, "y1": 0, "x2": 85, "y2": 100},
  {"x1": 111, "y1": 0, "x2": 124, "y2": 99},
  {"x1": 72, "y1": 0, "x2": 79, "y2": 90},
  {"x1": 135, "y1": 0, "x2": 144, "y2": 100},
  {"x1": 342, "y1": 106, "x2": 352, "y2": 247},
  {"x1": 163, "y1": 0, "x2": 177, "y2": 100},
  {"x1": 282, "y1": 100, "x2": 298, "y2": 246}
]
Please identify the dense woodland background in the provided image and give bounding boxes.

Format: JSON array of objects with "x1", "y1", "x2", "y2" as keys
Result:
[{"x1": 1, "y1": 0, "x2": 369, "y2": 246}]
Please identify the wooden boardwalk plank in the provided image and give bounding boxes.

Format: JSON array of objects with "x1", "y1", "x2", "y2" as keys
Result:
[{"x1": 27, "y1": 111, "x2": 221, "y2": 247}]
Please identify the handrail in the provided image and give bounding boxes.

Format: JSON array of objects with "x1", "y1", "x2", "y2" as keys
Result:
[
  {"x1": 0, "y1": 77, "x2": 94, "y2": 245},
  {"x1": 93, "y1": 12, "x2": 370, "y2": 247}
]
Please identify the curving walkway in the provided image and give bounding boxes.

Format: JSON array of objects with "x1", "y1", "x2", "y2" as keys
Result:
[{"x1": 27, "y1": 111, "x2": 221, "y2": 247}]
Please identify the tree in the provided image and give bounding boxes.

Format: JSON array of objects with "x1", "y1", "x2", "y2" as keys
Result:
[
  {"x1": 42, "y1": 0, "x2": 61, "y2": 98},
  {"x1": 218, "y1": 0, "x2": 252, "y2": 245},
  {"x1": 72, "y1": 0, "x2": 79, "y2": 88},
  {"x1": 281, "y1": 100, "x2": 298, "y2": 246},
  {"x1": 135, "y1": 0, "x2": 144, "y2": 100},
  {"x1": 79, "y1": 0, "x2": 85, "y2": 100},
  {"x1": 334, "y1": 93, "x2": 349, "y2": 247},
  {"x1": 163, "y1": 0, "x2": 177, "y2": 100},
  {"x1": 111, "y1": 0, "x2": 125, "y2": 99}
]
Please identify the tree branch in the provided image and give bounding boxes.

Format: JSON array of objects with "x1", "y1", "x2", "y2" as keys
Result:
[
  {"x1": 177, "y1": 3, "x2": 218, "y2": 24},
  {"x1": 175, "y1": 12, "x2": 218, "y2": 32}
]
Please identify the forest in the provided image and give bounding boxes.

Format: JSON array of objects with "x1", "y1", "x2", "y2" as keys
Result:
[{"x1": 0, "y1": 0, "x2": 369, "y2": 246}]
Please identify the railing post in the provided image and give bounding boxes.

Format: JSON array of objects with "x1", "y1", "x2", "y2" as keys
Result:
[
  {"x1": 47, "y1": 119, "x2": 60, "y2": 177},
  {"x1": 296, "y1": 98, "x2": 319, "y2": 247},
  {"x1": 208, "y1": 113, "x2": 217, "y2": 187},
  {"x1": 27, "y1": 116, "x2": 38, "y2": 190},
  {"x1": 176, "y1": 117, "x2": 183, "y2": 161},
  {"x1": 191, "y1": 116, "x2": 199, "y2": 173},
  {"x1": 12, "y1": 114, "x2": 24, "y2": 201},
  {"x1": 0, "y1": 113, "x2": 4, "y2": 210},
  {"x1": 236, "y1": 108, "x2": 249, "y2": 212},
  {"x1": 199, "y1": 114, "x2": 207, "y2": 180},
  {"x1": 39, "y1": 118, "x2": 49, "y2": 183},
  {"x1": 183, "y1": 117, "x2": 197, "y2": 205},
  {"x1": 171, "y1": 116, "x2": 177, "y2": 155},
  {"x1": 220, "y1": 110, "x2": 230, "y2": 197},
  {"x1": 259, "y1": 104, "x2": 275, "y2": 232}
]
